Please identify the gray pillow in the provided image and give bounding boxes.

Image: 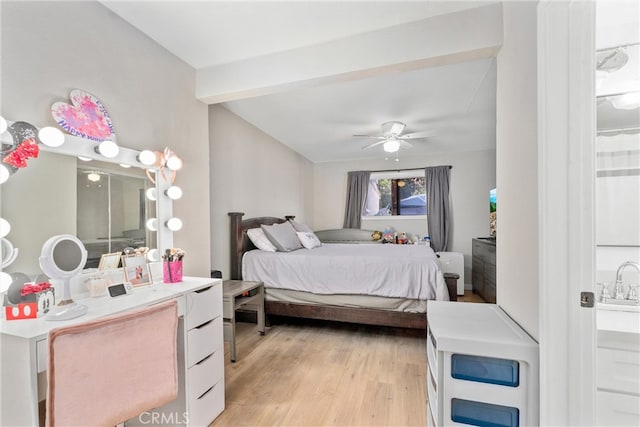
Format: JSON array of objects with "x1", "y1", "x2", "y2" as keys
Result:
[
  {"x1": 289, "y1": 219, "x2": 313, "y2": 233},
  {"x1": 261, "y1": 222, "x2": 303, "y2": 252}
]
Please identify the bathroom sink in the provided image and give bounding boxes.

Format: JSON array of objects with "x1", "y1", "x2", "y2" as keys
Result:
[{"x1": 597, "y1": 303, "x2": 640, "y2": 334}]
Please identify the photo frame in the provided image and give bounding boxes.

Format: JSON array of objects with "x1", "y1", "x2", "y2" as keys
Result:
[
  {"x1": 98, "y1": 252, "x2": 121, "y2": 270},
  {"x1": 122, "y1": 254, "x2": 152, "y2": 287}
]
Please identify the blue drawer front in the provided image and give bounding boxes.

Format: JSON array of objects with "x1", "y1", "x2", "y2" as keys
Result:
[
  {"x1": 451, "y1": 354, "x2": 520, "y2": 387},
  {"x1": 451, "y1": 398, "x2": 519, "y2": 427}
]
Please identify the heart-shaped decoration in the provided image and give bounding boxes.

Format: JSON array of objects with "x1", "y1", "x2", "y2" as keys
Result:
[
  {"x1": 51, "y1": 89, "x2": 115, "y2": 142},
  {"x1": 1, "y1": 121, "x2": 40, "y2": 169}
]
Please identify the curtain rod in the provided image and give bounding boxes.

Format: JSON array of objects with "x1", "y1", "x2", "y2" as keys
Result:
[{"x1": 370, "y1": 165, "x2": 452, "y2": 173}]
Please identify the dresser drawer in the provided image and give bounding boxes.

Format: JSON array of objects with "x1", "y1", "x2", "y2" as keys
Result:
[
  {"x1": 188, "y1": 349, "x2": 223, "y2": 402},
  {"x1": 186, "y1": 283, "x2": 222, "y2": 330},
  {"x1": 187, "y1": 316, "x2": 222, "y2": 367},
  {"x1": 427, "y1": 327, "x2": 438, "y2": 376},
  {"x1": 188, "y1": 379, "x2": 225, "y2": 427},
  {"x1": 597, "y1": 347, "x2": 640, "y2": 395},
  {"x1": 597, "y1": 390, "x2": 640, "y2": 426}
]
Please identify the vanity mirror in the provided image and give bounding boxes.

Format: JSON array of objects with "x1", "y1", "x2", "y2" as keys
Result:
[
  {"x1": 39, "y1": 234, "x2": 88, "y2": 320},
  {"x1": 0, "y1": 118, "x2": 180, "y2": 277}
]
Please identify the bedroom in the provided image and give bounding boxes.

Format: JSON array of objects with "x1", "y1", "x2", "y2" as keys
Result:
[{"x1": 0, "y1": 0, "x2": 635, "y2": 425}]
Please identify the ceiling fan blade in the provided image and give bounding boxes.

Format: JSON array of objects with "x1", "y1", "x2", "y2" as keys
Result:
[
  {"x1": 362, "y1": 140, "x2": 387, "y2": 150},
  {"x1": 353, "y1": 134, "x2": 385, "y2": 139},
  {"x1": 399, "y1": 140, "x2": 414, "y2": 149},
  {"x1": 402, "y1": 130, "x2": 436, "y2": 139}
]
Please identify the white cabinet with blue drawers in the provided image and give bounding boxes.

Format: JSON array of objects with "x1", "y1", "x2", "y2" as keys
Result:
[{"x1": 427, "y1": 301, "x2": 538, "y2": 426}]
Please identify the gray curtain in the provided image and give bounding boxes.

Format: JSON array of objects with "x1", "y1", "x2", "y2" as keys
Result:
[
  {"x1": 343, "y1": 171, "x2": 370, "y2": 229},
  {"x1": 425, "y1": 166, "x2": 451, "y2": 252}
]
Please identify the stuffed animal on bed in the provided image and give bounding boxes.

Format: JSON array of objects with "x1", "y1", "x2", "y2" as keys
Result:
[
  {"x1": 381, "y1": 227, "x2": 395, "y2": 244},
  {"x1": 371, "y1": 230, "x2": 382, "y2": 241}
]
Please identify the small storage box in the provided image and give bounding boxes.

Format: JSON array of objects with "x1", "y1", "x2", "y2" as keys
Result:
[{"x1": 451, "y1": 354, "x2": 520, "y2": 387}]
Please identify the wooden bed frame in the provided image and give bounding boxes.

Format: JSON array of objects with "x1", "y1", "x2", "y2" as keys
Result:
[{"x1": 228, "y1": 212, "x2": 457, "y2": 330}]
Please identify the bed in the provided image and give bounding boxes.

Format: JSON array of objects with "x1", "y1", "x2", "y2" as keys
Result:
[{"x1": 228, "y1": 212, "x2": 457, "y2": 329}]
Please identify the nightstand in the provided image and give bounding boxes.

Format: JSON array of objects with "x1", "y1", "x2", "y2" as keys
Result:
[{"x1": 222, "y1": 280, "x2": 265, "y2": 362}]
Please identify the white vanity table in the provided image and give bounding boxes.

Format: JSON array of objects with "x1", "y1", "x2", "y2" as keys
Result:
[{"x1": 0, "y1": 276, "x2": 224, "y2": 427}]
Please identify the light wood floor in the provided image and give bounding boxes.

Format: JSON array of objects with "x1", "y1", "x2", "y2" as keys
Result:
[{"x1": 211, "y1": 291, "x2": 484, "y2": 427}]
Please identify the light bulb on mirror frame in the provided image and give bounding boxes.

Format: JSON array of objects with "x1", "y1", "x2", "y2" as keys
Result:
[
  {"x1": 166, "y1": 217, "x2": 183, "y2": 231},
  {"x1": 147, "y1": 248, "x2": 160, "y2": 262},
  {"x1": 137, "y1": 149, "x2": 157, "y2": 166},
  {"x1": 165, "y1": 155, "x2": 183, "y2": 171},
  {"x1": 165, "y1": 185, "x2": 183, "y2": 200},
  {"x1": 146, "y1": 218, "x2": 158, "y2": 231},
  {"x1": 94, "y1": 140, "x2": 119, "y2": 158},
  {"x1": 38, "y1": 126, "x2": 65, "y2": 147},
  {"x1": 0, "y1": 271, "x2": 12, "y2": 294},
  {"x1": 0, "y1": 217, "x2": 11, "y2": 238},
  {"x1": 0, "y1": 164, "x2": 13, "y2": 184},
  {"x1": 145, "y1": 187, "x2": 157, "y2": 201}
]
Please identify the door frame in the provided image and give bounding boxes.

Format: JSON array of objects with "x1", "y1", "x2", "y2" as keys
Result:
[{"x1": 537, "y1": 1, "x2": 596, "y2": 425}]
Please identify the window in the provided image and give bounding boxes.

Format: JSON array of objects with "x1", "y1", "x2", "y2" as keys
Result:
[{"x1": 363, "y1": 172, "x2": 426, "y2": 216}]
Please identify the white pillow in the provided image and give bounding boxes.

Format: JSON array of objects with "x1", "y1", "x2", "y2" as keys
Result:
[
  {"x1": 296, "y1": 231, "x2": 322, "y2": 249},
  {"x1": 289, "y1": 219, "x2": 313, "y2": 233},
  {"x1": 247, "y1": 228, "x2": 277, "y2": 252}
]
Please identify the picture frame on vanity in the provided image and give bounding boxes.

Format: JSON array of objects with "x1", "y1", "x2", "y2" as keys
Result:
[
  {"x1": 122, "y1": 254, "x2": 152, "y2": 287},
  {"x1": 98, "y1": 252, "x2": 121, "y2": 270}
]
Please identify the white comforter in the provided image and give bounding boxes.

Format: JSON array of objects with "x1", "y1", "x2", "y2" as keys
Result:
[{"x1": 242, "y1": 243, "x2": 450, "y2": 301}]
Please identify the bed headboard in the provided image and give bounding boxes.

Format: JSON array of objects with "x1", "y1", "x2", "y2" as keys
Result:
[{"x1": 228, "y1": 212, "x2": 294, "y2": 280}]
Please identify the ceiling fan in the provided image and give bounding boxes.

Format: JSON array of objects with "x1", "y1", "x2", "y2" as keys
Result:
[{"x1": 353, "y1": 121, "x2": 433, "y2": 153}]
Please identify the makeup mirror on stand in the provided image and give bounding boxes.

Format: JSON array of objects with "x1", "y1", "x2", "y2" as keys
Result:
[{"x1": 39, "y1": 234, "x2": 88, "y2": 321}]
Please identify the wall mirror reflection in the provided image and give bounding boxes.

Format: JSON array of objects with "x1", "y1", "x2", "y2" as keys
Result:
[
  {"x1": 595, "y1": 12, "x2": 640, "y2": 293},
  {"x1": 0, "y1": 151, "x2": 156, "y2": 275},
  {"x1": 77, "y1": 160, "x2": 155, "y2": 268}
]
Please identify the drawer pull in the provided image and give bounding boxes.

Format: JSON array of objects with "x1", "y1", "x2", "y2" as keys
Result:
[
  {"x1": 197, "y1": 385, "x2": 214, "y2": 400},
  {"x1": 195, "y1": 353, "x2": 213, "y2": 366},
  {"x1": 195, "y1": 286, "x2": 213, "y2": 294},
  {"x1": 195, "y1": 319, "x2": 213, "y2": 329}
]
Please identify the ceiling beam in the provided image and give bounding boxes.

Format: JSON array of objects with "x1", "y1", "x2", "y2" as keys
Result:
[{"x1": 196, "y1": 3, "x2": 503, "y2": 105}]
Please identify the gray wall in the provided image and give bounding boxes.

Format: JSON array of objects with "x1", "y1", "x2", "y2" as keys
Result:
[
  {"x1": 313, "y1": 149, "x2": 496, "y2": 286},
  {"x1": 496, "y1": 1, "x2": 539, "y2": 339},
  {"x1": 1, "y1": 1, "x2": 211, "y2": 277},
  {"x1": 208, "y1": 105, "x2": 314, "y2": 279}
]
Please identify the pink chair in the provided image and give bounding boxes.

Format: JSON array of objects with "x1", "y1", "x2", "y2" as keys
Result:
[{"x1": 46, "y1": 300, "x2": 179, "y2": 427}]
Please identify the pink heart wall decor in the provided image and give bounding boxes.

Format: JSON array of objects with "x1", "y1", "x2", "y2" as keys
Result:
[{"x1": 51, "y1": 89, "x2": 115, "y2": 142}]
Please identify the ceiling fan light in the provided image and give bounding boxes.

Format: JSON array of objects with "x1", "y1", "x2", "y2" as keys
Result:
[{"x1": 383, "y1": 139, "x2": 400, "y2": 153}]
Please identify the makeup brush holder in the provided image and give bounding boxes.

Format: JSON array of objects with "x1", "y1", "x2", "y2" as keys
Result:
[{"x1": 163, "y1": 260, "x2": 183, "y2": 284}]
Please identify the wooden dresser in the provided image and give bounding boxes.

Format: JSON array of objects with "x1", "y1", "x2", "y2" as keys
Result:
[{"x1": 472, "y1": 238, "x2": 496, "y2": 303}]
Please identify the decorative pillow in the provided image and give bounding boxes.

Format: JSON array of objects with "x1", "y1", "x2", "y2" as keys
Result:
[
  {"x1": 246, "y1": 228, "x2": 277, "y2": 252},
  {"x1": 289, "y1": 219, "x2": 313, "y2": 233},
  {"x1": 296, "y1": 232, "x2": 322, "y2": 249},
  {"x1": 261, "y1": 222, "x2": 303, "y2": 252}
]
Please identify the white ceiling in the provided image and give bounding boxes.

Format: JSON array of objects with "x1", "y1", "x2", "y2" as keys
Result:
[{"x1": 101, "y1": 1, "x2": 499, "y2": 163}]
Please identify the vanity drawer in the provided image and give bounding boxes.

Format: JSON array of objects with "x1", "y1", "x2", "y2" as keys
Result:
[
  {"x1": 186, "y1": 283, "x2": 222, "y2": 330},
  {"x1": 188, "y1": 378, "x2": 225, "y2": 427},
  {"x1": 597, "y1": 347, "x2": 640, "y2": 395},
  {"x1": 187, "y1": 316, "x2": 222, "y2": 367},
  {"x1": 187, "y1": 349, "x2": 223, "y2": 402}
]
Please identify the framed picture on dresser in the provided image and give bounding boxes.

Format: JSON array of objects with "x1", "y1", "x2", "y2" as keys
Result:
[{"x1": 122, "y1": 254, "x2": 152, "y2": 287}]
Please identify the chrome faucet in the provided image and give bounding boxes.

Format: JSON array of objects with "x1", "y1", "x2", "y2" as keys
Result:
[{"x1": 614, "y1": 261, "x2": 640, "y2": 302}]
